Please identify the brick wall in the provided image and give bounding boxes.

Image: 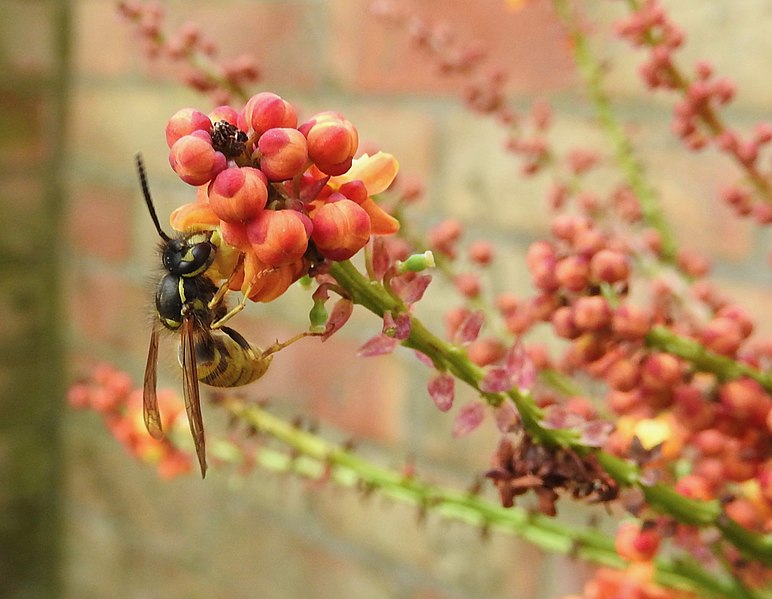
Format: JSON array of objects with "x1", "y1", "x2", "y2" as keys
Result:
[{"x1": 5, "y1": 1, "x2": 767, "y2": 598}]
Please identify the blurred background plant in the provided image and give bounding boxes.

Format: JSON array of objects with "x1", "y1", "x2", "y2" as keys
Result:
[{"x1": 1, "y1": 1, "x2": 769, "y2": 598}]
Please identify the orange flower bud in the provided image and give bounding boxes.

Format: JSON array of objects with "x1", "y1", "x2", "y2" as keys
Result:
[
  {"x1": 590, "y1": 248, "x2": 630, "y2": 284},
  {"x1": 299, "y1": 111, "x2": 358, "y2": 176},
  {"x1": 311, "y1": 199, "x2": 371, "y2": 261},
  {"x1": 338, "y1": 180, "x2": 368, "y2": 204},
  {"x1": 246, "y1": 209, "x2": 311, "y2": 266},
  {"x1": 257, "y1": 127, "x2": 309, "y2": 181},
  {"x1": 207, "y1": 166, "x2": 268, "y2": 224},
  {"x1": 220, "y1": 221, "x2": 250, "y2": 250},
  {"x1": 165, "y1": 108, "x2": 212, "y2": 148},
  {"x1": 169, "y1": 131, "x2": 227, "y2": 186},
  {"x1": 238, "y1": 92, "x2": 297, "y2": 136},
  {"x1": 245, "y1": 253, "x2": 306, "y2": 303}
]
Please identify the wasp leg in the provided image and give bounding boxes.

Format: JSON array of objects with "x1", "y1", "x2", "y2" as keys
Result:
[
  {"x1": 209, "y1": 284, "x2": 252, "y2": 330},
  {"x1": 207, "y1": 279, "x2": 231, "y2": 312},
  {"x1": 207, "y1": 253, "x2": 245, "y2": 312},
  {"x1": 261, "y1": 330, "x2": 324, "y2": 359}
]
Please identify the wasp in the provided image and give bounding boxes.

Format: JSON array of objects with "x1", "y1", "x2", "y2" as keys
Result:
[{"x1": 136, "y1": 154, "x2": 271, "y2": 478}]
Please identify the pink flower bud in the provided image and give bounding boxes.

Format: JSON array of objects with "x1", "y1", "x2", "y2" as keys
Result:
[
  {"x1": 165, "y1": 108, "x2": 212, "y2": 148},
  {"x1": 238, "y1": 92, "x2": 297, "y2": 136},
  {"x1": 169, "y1": 130, "x2": 227, "y2": 185},
  {"x1": 605, "y1": 357, "x2": 640, "y2": 392},
  {"x1": 299, "y1": 111, "x2": 359, "y2": 176},
  {"x1": 572, "y1": 296, "x2": 611, "y2": 331},
  {"x1": 555, "y1": 255, "x2": 590, "y2": 291},
  {"x1": 208, "y1": 166, "x2": 268, "y2": 224},
  {"x1": 209, "y1": 105, "x2": 238, "y2": 126},
  {"x1": 247, "y1": 209, "x2": 311, "y2": 266},
  {"x1": 612, "y1": 305, "x2": 652, "y2": 340},
  {"x1": 311, "y1": 199, "x2": 370, "y2": 261},
  {"x1": 719, "y1": 378, "x2": 768, "y2": 422},
  {"x1": 257, "y1": 127, "x2": 309, "y2": 181},
  {"x1": 454, "y1": 272, "x2": 481, "y2": 298},
  {"x1": 590, "y1": 249, "x2": 630, "y2": 283},
  {"x1": 615, "y1": 522, "x2": 660, "y2": 562},
  {"x1": 469, "y1": 240, "x2": 494, "y2": 265},
  {"x1": 495, "y1": 292, "x2": 519, "y2": 317},
  {"x1": 338, "y1": 180, "x2": 368, "y2": 204},
  {"x1": 700, "y1": 316, "x2": 743, "y2": 356},
  {"x1": 640, "y1": 352, "x2": 683, "y2": 391},
  {"x1": 716, "y1": 304, "x2": 754, "y2": 338},
  {"x1": 551, "y1": 306, "x2": 581, "y2": 339},
  {"x1": 526, "y1": 241, "x2": 558, "y2": 291},
  {"x1": 467, "y1": 338, "x2": 506, "y2": 367},
  {"x1": 428, "y1": 218, "x2": 463, "y2": 259},
  {"x1": 672, "y1": 384, "x2": 715, "y2": 432}
]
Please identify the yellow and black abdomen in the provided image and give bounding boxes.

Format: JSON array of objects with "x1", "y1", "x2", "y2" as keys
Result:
[{"x1": 183, "y1": 326, "x2": 272, "y2": 387}]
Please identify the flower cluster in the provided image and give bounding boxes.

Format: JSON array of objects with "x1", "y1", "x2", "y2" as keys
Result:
[
  {"x1": 70, "y1": 3, "x2": 772, "y2": 597},
  {"x1": 165, "y1": 92, "x2": 400, "y2": 303},
  {"x1": 615, "y1": 0, "x2": 772, "y2": 224},
  {"x1": 117, "y1": 0, "x2": 261, "y2": 105},
  {"x1": 68, "y1": 363, "x2": 192, "y2": 478}
]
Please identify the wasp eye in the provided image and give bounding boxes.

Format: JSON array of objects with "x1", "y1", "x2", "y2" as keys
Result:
[{"x1": 163, "y1": 239, "x2": 214, "y2": 276}]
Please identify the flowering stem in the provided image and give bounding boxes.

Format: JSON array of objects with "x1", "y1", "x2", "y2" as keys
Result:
[
  {"x1": 328, "y1": 260, "x2": 772, "y2": 565},
  {"x1": 646, "y1": 325, "x2": 772, "y2": 392},
  {"x1": 622, "y1": 0, "x2": 772, "y2": 204},
  {"x1": 222, "y1": 399, "x2": 755, "y2": 599},
  {"x1": 552, "y1": 0, "x2": 679, "y2": 262}
]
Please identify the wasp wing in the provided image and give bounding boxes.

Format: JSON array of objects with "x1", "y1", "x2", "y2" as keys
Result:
[
  {"x1": 182, "y1": 317, "x2": 208, "y2": 478},
  {"x1": 143, "y1": 327, "x2": 165, "y2": 440}
]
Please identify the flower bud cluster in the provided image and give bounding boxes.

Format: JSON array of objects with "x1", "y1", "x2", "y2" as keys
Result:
[
  {"x1": 422, "y1": 173, "x2": 769, "y2": 537},
  {"x1": 165, "y1": 92, "x2": 400, "y2": 302},
  {"x1": 615, "y1": 0, "x2": 772, "y2": 225},
  {"x1": 118, "y1": 1, "x2": 260, "y2": 105},
  {"x1": 68, "y1": 363, "x2": 192, "y2": 478},
  {"x1": 502, "y1": 211, "x2": 770, "y2": 540}
]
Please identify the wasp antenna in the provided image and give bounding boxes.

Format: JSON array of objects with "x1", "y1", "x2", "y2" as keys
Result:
[{"x1": 135, "y1": 153, "x2": 171, "y2": 242}]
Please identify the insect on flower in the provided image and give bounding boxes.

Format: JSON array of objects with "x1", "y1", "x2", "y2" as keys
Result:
[{"x1": 136, "y1": 154, "x2": 272, "y2": 478}]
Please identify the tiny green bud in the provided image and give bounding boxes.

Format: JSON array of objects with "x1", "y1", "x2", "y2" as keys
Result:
[
  {"x1": 309, "y1": 299, "x2": 328, "y2": 330},
  {"x1": 396, "y1": 251, "x2": 435, "y2": 273}
]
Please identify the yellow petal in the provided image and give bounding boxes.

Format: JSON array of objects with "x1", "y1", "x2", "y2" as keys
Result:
[
  {"x1": 338, "y1": 151, "x2": 399, "y2": 195},
  {"x1": 169, "y1": 201, "x2": 220, "y2": 232},
  {"x1": 361, "y1": 197, "x2": 400, "y2": 235}
]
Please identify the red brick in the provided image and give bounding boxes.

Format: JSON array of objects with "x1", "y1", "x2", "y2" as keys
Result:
[
  {"x1": 68, "y1": 182, "x2": 134, "y2": 263},
  {"x1": 330, "y1": 0, "x2": 576, "y2": 94},
  {"x1": 646, "y1": 144, "x2": 755, "y2": 262},
  {"x1": 66, "y1": 267, "x2": 150, "y2": 357}
]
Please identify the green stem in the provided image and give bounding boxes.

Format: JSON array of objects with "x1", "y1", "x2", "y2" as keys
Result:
[
  {"x1": 328, "y1": 260, "x2": 772, "y2": 566},
  {"x1": 552, "y1": 0, "x2": 678, "y2": 262},
  {"x1": 222, "y1": 400, "x2": 756, "y2": 599},
  {"x1": 646, "y1": 326, "x2": 772, "y2": 392}
]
